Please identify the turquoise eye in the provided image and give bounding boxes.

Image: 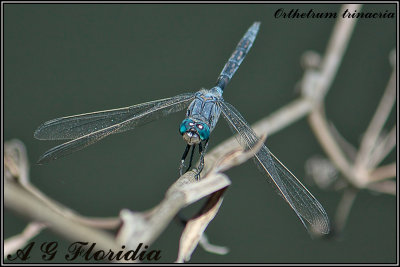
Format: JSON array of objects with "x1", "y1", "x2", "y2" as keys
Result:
[
  {"x1": 179, "y1": 119, "x2": 210, "y2": 141},
  {"x1": 196, "y1": 123, "x2": 210, "y2": 140},
  {"x1": 179, "y1": 119, "x2": 192, "y2": 135}
]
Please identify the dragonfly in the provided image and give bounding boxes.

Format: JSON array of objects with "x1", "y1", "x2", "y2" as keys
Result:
[{"x1": 34, "y1": 22, "x2": 330, "y2": 235}]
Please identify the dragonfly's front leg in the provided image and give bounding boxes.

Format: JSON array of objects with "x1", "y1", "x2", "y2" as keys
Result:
[
  {"x1": 179, "y1": 144, "x2": 191, "y2": 176},
  {"x1": 185, "y1": 144, "x2": 196, "y2": 173},
  {"x1": 179, "y1": 144, "x2": 197, "y2": 176},
  {"x1": 194, "y1": 140, "x2": 209, "y2": 180}
]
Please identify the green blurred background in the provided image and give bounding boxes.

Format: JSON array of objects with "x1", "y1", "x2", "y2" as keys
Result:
[{"x1": 4, "y1": 3, "x2": 396, "y2": 263}]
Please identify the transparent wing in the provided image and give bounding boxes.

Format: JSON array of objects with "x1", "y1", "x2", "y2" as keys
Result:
[
  {"x1": 35, "y1": 92, "x2": 195, "y2": 140},
  {"x1": 35, "y1": 92, "x2": 195, "y2": 164},
  {"x1": 218, "y1": 100, "x2": 330, "y2": 234}
]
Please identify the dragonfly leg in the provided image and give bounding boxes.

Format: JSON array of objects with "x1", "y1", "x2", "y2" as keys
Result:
[
  {"x1": 179, "y1": 144, "x2": 191, "y2": 176},
  {"x1": 185, "y1": 144, "x2": 196, "y2": 173},
  {"x1": 194, "y1": 140, "x2": 209, "y2": 180},
  {"x1": 179, "y1": 144, "x2": 198, "y2": 176}
]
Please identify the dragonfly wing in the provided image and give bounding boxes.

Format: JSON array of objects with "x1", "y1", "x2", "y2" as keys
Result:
[
  {"x1": 36, "y1": 92, "x2": 196, "y2": 164},
  {"x1": 35, "y1": 92, "x2": 195, "y2": 140},
  {"x1": 37, "y1": 123, "x2": 122, "y2": 164},
  {"x1": 218, "y1": 100, "x2": 330, "y2": 234}
]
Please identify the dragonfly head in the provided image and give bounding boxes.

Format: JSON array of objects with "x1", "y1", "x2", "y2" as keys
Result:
[{"x1": 179, "y1": 119, "x2": 210, "y2": 145}]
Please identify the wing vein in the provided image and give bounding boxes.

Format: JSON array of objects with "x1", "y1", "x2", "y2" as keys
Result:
[{"x1": 218, "y1": 100, "x2": 330, "y2": 234}]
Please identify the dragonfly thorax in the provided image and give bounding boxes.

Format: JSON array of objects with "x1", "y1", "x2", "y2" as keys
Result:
[{"x1": 179, "y1": 118, "x2": 210, "y2": 145}]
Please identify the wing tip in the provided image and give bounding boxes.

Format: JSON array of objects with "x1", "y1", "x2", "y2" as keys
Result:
[
  {"x1": 34, "y1": 117, "x2": 67, "y2": 140},
  {"x1": 36, "y1": 154, "x2": 51, "y2": 165},
  {"x1": 33, "y1": 127, "x2": 43, "y2": 140},
  {"x1": 34, "y1": 121, "x2": 52, "y2": 140},
  {"x1": 308, "y1": 213, "x2": 331, "y2": 235}
]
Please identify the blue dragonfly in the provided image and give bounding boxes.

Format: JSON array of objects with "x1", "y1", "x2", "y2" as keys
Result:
[{"x1": 34, "y1": 22, "x2": 330, "y2": 234}]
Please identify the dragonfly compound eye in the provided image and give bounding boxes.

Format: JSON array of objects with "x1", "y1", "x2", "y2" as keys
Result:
[
  {"x1": 196, "y1": 123, "x2": 210, "y2": 141},
  {"x1": 179, "y1": 119, "x2": 193, "y2": 135}
]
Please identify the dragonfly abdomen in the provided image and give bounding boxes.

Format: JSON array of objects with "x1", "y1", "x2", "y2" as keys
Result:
[{"x1": 216, "y1": 22, "x2": 260, "y2": 91}]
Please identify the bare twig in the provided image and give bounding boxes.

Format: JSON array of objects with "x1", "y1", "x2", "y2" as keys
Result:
[
  {"x1": 309, "y1": 107, "x2": 355, "y2": 183},
  {"x1": 5, "y1": 179, "x2": 122, "y2": 254},
  {"x1": 366, "y1": 180, "x2": 396, "y2": 196},
  {"x1": 333, "y1": 188, "x2": 358, "y2": 235},
  {"x1": 5, "y1": 140, "x2": 121, "y2": 230},
  {"x1": 354, "y1": 65, "x2": 396, "y2": 171},
  {"x1": 368, "y1": 163, "x2": 396, "y2": 183},
  {"x1": 369, "y1": 125, "x2": 396, "y2": 168},
  {"x1": 296, "y1": 3, "x2": 395, "y2": 237},
  {"x1": 315, "y1": 4, "x2": 362, "y2": 101},
  {"x1": 306, "y1": 4, "x2": 360, "y2": 186},
  {"x1": 328, "y1": 122, "x2": 358, "y2": 161},
  {"x1": 198, "y1": 234, "x2": 229, "y2": 256},
  {"x1": 4, "y1": 222, "x2": 47, "y2": 259}
]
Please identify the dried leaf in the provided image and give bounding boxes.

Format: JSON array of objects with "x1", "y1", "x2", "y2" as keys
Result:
[{"x1": 176, "y1": 188, "x2": 227, "y2": 263}]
